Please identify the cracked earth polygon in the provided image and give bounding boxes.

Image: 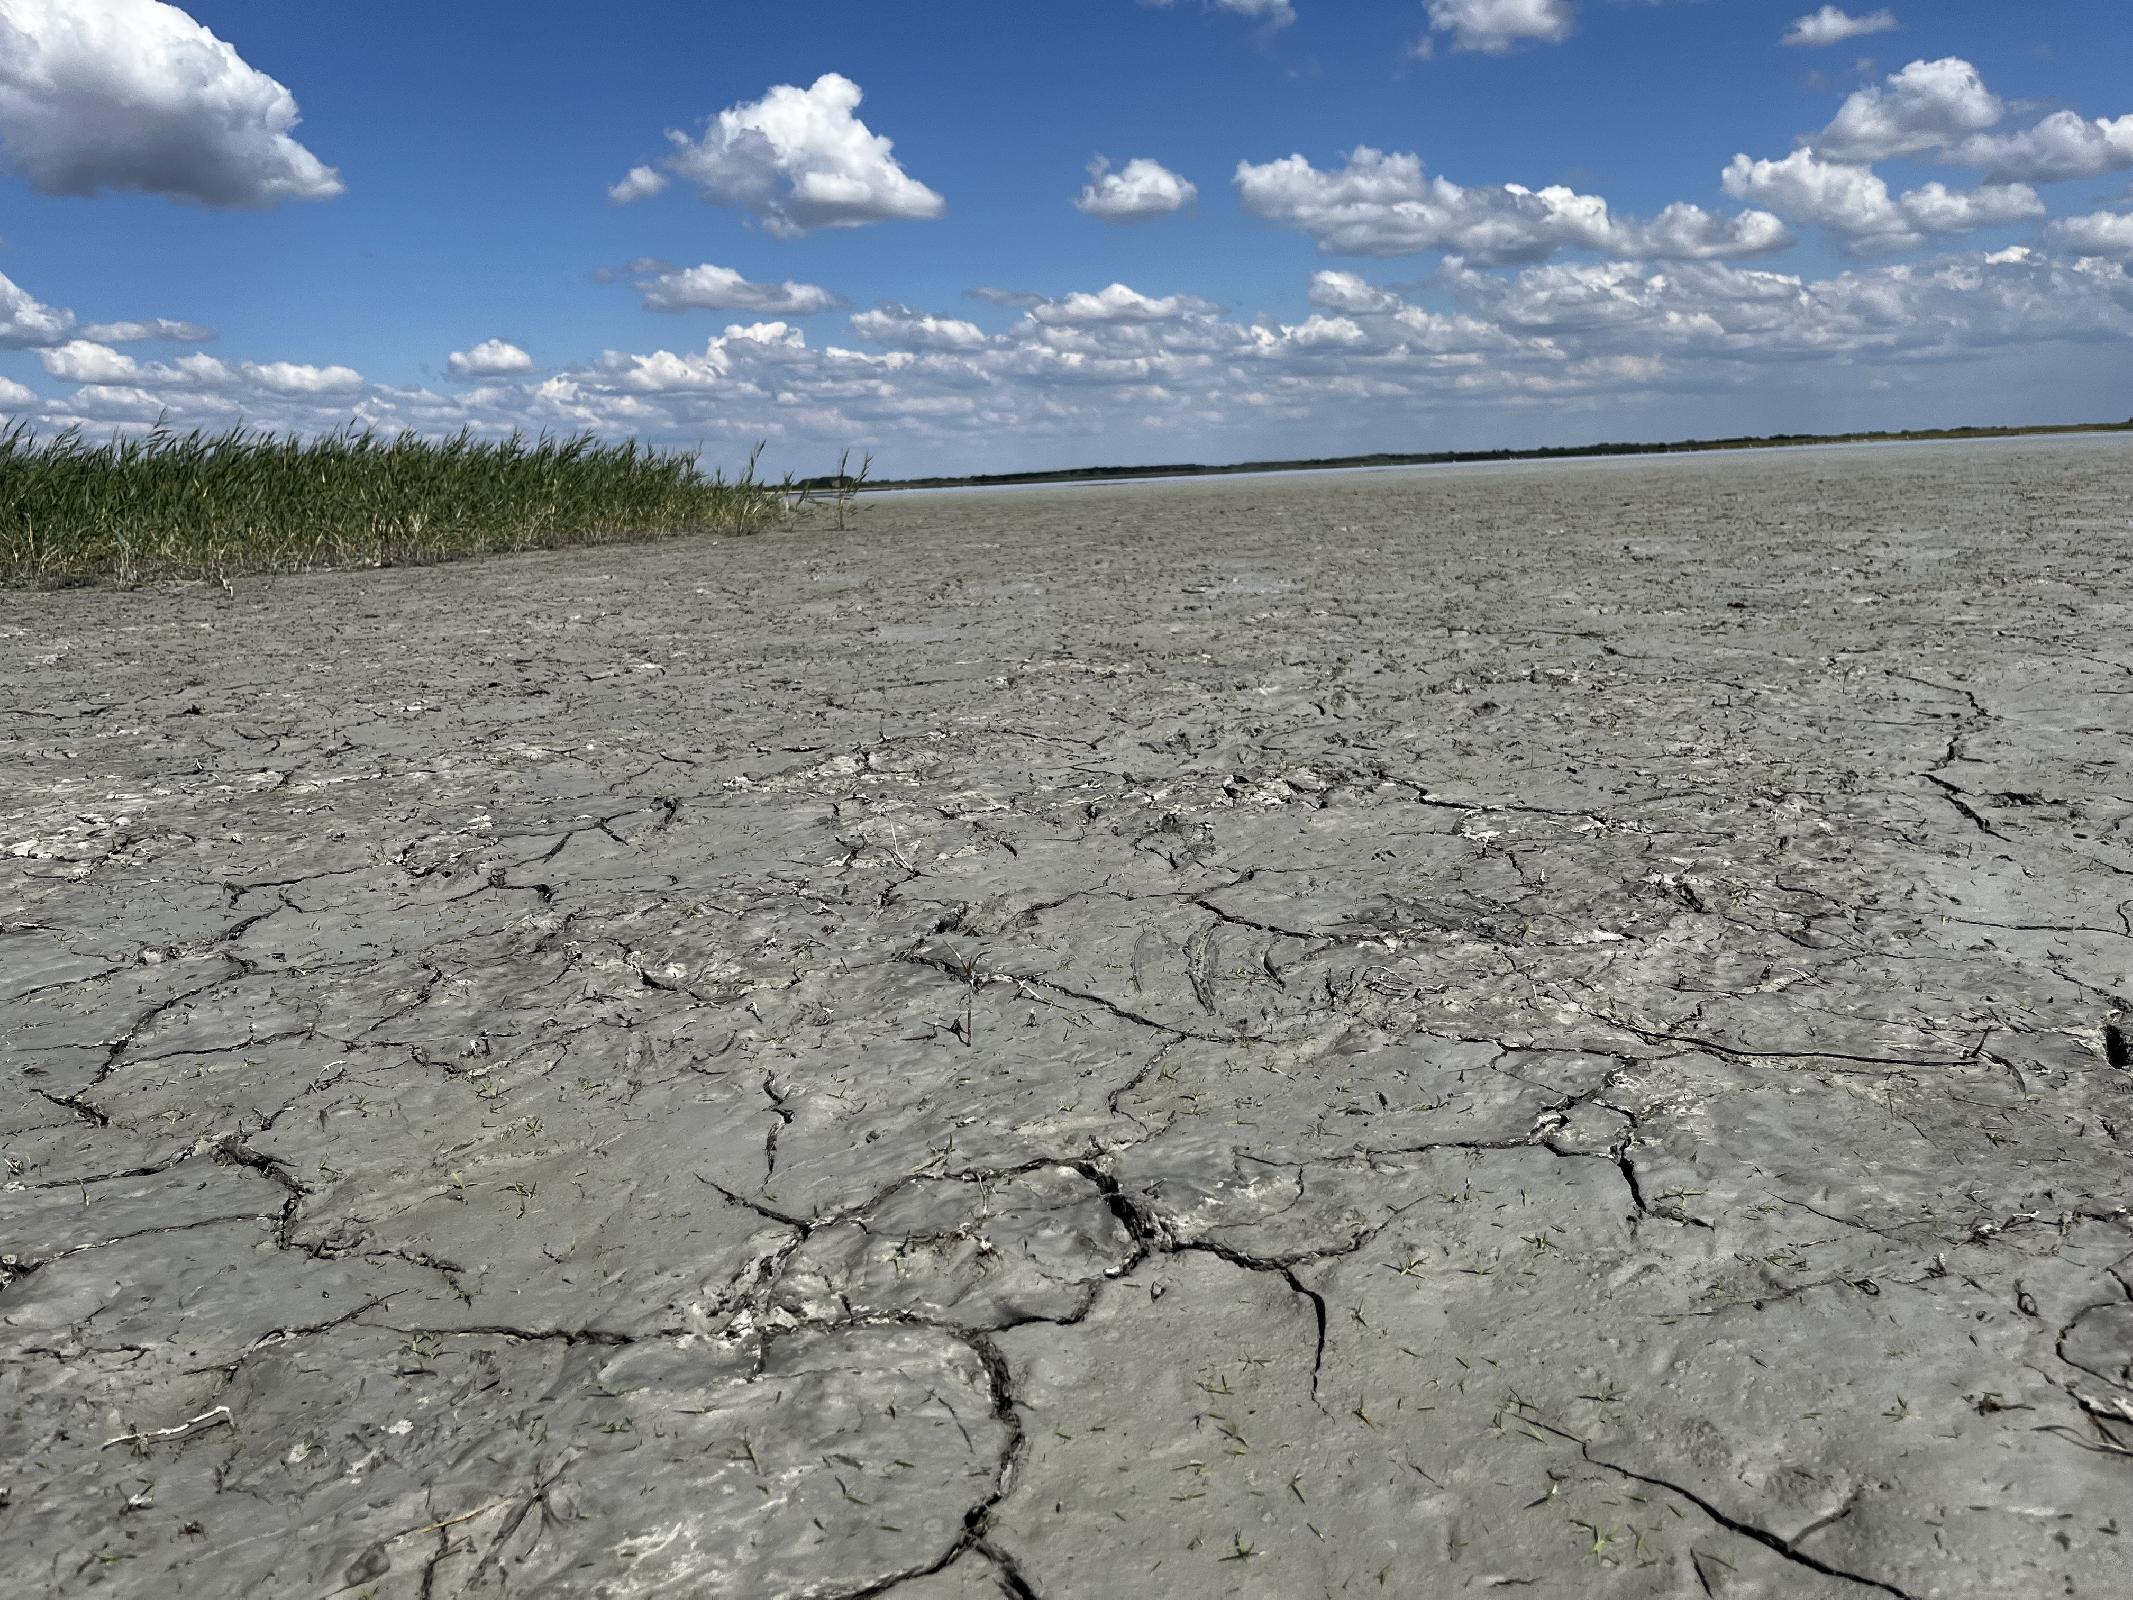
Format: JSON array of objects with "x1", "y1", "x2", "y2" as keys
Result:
[{"x1": 4, "y1": 437, "x2": 2129, "y2": 1597}]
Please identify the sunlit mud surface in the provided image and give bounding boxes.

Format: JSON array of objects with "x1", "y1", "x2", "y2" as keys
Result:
[{"x1": 4, "y1": 437, "x2": 2129, "y2": 1597}]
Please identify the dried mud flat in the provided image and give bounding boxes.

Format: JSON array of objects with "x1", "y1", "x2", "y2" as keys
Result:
[{"x1": 3, "y1": 437, "x2": 2130, "y2": 1599}]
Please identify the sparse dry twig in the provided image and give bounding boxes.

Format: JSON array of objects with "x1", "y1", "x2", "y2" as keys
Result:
[{"x1": 101, "y1": 1405, "x2": 234, "y2": 1451}]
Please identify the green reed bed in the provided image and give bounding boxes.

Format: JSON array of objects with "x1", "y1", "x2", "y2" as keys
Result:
[{"x1": 0, "y1": 422, "x2": 786, "y2": 586}]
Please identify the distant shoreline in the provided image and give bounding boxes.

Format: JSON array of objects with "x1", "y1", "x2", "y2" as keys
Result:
[{"x1": 823, "y1": 419, "x2": 2133, "y2": 494}]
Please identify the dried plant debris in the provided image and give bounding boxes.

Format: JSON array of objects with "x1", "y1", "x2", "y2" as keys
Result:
[{"x1": 2, "y1": 437, "x2": 2130, "y2": 1597}]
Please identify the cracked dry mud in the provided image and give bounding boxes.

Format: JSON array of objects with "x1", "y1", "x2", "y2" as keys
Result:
[{"x1": 3, "y1": 436, "x2": 2130, "y2": 1599}]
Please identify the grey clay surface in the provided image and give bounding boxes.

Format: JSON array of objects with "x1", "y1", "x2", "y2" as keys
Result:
[{"x1": 3, "y1": 438, "x2": 2130, "y2": 1596}]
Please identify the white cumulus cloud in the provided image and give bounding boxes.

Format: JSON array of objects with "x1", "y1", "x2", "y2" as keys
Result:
[
  {"x1": 1723, "y1": 147, "x2": 2041, "y2": 253},
  {"x1": 1418, "y1": 0, "x2": 1574, "y2": 56},
  {"x1": 39, "y1": 338, "x2": 136, "y2": 382},
  {"x1": 1628, "y1": 202, "x2": 1794, "y2": 260},
  {"x1": 1307, "y1": 270, "x2": 1403, "y2": 315},
  {"x1": 2049, "y1": 210, "x2": 2133, "y2": 258},
  {"x1": 1025, "y1": 283, "x2": 1222, "y2": 325},
  {"x1": 1237, "y1": 147, "x2": 1786, "y2": 264},
  {"x1": 1783, "y1": 7, "x2": 1898, "y2": 48},
  {"x1": 1794, "y1": 56, "x2": 2133, "y2": 185},
  {"x1": 35, "y1": 342, "x2": 232, "y2": 390},
  {"x1": 0, "y1": 268, "x2": 73, "y2": 347},
  {"x1": 1813, "y1": 57, "x2": 2004, "y2": 163},
  {"x1": 447, "y1": 340, "x2": 535, "y2": 379},
  {"x1": 615, "y1": 73, "x2": 944, "y2": 237},
  {"x1": 0, "y1": 0, "x2": 342, "y2": 206},
  {"x1": 0, "y1": 373, "x2": 35, "y2": 408},
  {"x1": 1278, "y1": 313, "x2": 1369, "y2": 349},
  {"x1": 848, "y1": 305, "x2": 991, "y2": 351},
  {"x1": 593, "y1": 320, "x2": 809, "y2": 396},
  {"x1": 606, "y1": 164, "x2": 668, "y2": 204},
  {"x1": 1075, "y1": 157, "x2": 1197, "y2": 222},
  {"x1": 242, "y1": 360, "x2": 361, "y2": 395},
  {"x1": 168, "y1": 352, "x2": 231, "y2": 384},
  {"x1": 635, "y1": 263, "x2": 845, "y2": 316},
  {"x1": 1955, "y1": 112, "x2": 2133, "y2": 184},
  {"x1": 1894, "y1": 180, "x2": 2045, "y2": 235},
  {"x1": 1442, "y1": 249, "x2": 2133, "y2": 362}
]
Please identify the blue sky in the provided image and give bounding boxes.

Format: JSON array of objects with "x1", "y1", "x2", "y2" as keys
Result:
[{"x1": 1, "y1": 0, "x2": 2129, "y2": 476}]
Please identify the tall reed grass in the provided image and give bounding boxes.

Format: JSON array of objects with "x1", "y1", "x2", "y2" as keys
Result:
[{"x1": 0, "y1": 421, "x2": 785, "y2": 586}]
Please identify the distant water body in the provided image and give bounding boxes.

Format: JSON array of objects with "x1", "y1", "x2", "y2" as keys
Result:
[{"x1": 881, "y1": 427, "x2": 2132, "y2": 500}]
